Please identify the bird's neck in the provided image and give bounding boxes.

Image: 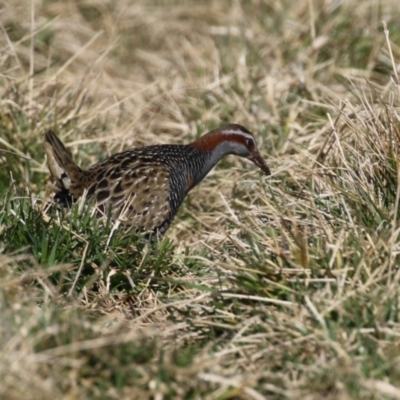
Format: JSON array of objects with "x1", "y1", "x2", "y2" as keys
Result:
[{"x1": 187, "y1": 141, "x2": 233, "y2": 190}]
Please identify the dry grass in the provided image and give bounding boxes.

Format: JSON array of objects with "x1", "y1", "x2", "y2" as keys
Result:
[{"x1": 1, "y1": 0, "x2": 400, "y2": 398}]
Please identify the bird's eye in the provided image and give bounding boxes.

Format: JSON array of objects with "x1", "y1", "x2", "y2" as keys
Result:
[{"x1": 246, "y1": 139, "x2": 254, "y2": 148}]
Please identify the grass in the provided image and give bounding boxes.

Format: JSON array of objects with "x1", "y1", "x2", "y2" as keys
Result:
[{"x1": 1, "y1": 0, "x2": 400, "y2": 398}]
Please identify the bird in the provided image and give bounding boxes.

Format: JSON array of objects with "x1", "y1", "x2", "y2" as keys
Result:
[{"x1": 44, "y1": 124, "x2": 271, "y2": 238}]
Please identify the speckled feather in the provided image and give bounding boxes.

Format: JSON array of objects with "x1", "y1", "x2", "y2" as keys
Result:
[{"x1": 44, "y1": 124, "x2": 270, "y2": 237}]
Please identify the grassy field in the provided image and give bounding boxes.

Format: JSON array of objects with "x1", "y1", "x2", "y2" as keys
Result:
[{"x1": 1, "y1": 0, "x2": 400, "y2": 398}]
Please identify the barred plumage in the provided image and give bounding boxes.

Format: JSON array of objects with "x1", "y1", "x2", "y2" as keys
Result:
[{"x1": 44, "y1": 124, "x2": 270, "y2": 237}]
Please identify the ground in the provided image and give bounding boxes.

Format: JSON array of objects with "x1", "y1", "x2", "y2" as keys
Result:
[{"x1": 1, "y1": 1, "x2": 400, "y2": 399}]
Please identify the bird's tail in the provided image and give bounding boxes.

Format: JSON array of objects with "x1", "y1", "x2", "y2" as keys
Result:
[{"x1": 44, "y1": 130, "x2": 84, "y2": 204}]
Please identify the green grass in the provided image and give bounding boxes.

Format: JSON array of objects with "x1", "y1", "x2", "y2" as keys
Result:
[{"x1": 1, "y1": 0, "x2": 400, "y2": 399}]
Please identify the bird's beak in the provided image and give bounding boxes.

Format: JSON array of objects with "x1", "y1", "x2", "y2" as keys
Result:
[{"x1": 249, "y1": 150, "x2": 271, "y2": 176}]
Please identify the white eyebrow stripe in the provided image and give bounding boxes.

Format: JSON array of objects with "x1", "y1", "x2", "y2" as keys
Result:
[{"x1": 220, "y1": 129, "x2": 254, "y2": 140}]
